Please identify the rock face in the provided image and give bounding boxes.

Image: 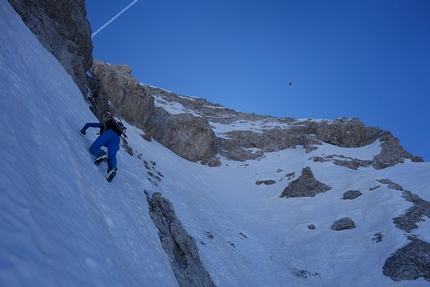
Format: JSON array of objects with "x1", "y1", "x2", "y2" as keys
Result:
[
  {"x1": 373, "y1": 132, "x2": 424, "y2": 169},
  {"x1": 311, "y1": 131, "x2": 423, "y2": 170},
  {"x1": 314, "y1": 117, "x2": 379, "y2": 147},
  {"x1": 393, "y1": 190, "x2": 430, "y2": 233},
  {"x1": 144, "y1": 109, "x2": 218, "y2": 162},
  {"x1": 145, "y1": 191, "x2": 216, "y2": 287},
  {"x1": 91, "y1": 60, "x2": 218, "y2": 163},
  {"x1": 217, "y1": 117, "x2": 384, "y2": 158},
  {"x1": 91, "y1": 61, "x2": 155, "y2": 126},
  {"x1": 88, "y1": 60, "x2": 424, "y2": 167},
  {"x1": 280, "y1": 167, "x2": 331, "y2": 198},
  {"x1": 378, "y1": 178, "x2": 430, "y2": 233},
  {"x1": 377, "y1": 178, "x2": 430, "y2": 281},
  {"x1": 383, "y1": 237, "x2": 430, "y2": 282},
  {"x1": 7, "y1": 0, "x2": 93, "y2": 95}
]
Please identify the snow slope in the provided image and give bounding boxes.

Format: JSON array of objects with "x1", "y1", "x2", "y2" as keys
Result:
[
  {"x1": 1, "y1": 1, "x2": 430, "y2": 286},
  {"x1": 0, "y1": 1, "x2": 177, "y2": 286}
]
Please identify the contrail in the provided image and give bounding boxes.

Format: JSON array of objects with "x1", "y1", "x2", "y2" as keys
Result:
[{"x1": 91, "y1": 0, "x2": 139, "y2": 38}]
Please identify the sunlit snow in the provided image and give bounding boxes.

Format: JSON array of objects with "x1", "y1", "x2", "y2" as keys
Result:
[{"x1": 153, "y1": 94, "x2": 201, "y2": 117}]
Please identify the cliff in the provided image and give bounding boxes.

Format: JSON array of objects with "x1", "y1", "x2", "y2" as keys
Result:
[{"x1": 7, "y1": 0, "x2": 93, "y2": 95}]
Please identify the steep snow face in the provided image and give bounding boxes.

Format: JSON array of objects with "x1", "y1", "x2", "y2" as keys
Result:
[
  {"x1": 1, "y1": 1, "x2": 430, "y2": 286},
  {"x1": 0, "y1": 2, "x2": 177, "y2": 286}
]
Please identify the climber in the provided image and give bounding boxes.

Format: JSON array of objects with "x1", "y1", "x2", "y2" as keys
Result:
[{"x1": 80, "y1": 118, "x2": 126, "y2": 182}]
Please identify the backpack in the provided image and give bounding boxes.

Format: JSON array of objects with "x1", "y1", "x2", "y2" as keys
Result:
[{"x1": 100, "y1": 119, "x2": 126, "y2": 136}]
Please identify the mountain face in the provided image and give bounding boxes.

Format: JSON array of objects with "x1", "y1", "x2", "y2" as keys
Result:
[
  {"x1": 86, "y1": 61, "x2": 430, "y2": 286},
  {"x1": 7, "y1": 0, "x2": 93, "y2": 95},
  {"x1": 88, "y1": 62, "x2": 430, "y2": 284},
  {"x1": 90, "y1": 60, "x2": 423, "y2": 169},
  {"x1": 6, "y1": 0, "x2": 423, "y2": 168},
  {"x1": 4, "y1": 0, "x2": 430, "y2": 286}
]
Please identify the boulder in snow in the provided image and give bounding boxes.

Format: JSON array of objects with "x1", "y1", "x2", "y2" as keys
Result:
[
  {"x1": 342, "y1": 190, "x2": 363, "y2": 200},
  {"x1": 280, "y1": 167, "x2": 331, "y2": 198},
  {"x1": 330, "y1": 217, "x2": 356, "y2": 231}
]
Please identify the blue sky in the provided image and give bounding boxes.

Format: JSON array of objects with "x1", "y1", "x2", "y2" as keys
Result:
[{"x1": 86, "y1": 0, "x2": 430, "y2": 161}]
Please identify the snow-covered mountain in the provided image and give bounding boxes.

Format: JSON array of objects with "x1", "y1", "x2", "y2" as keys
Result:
[{"x1": 1, "y1": 1, "x2": 430, "y2": 286}]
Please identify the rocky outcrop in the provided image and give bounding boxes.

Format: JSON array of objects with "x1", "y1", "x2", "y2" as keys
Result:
[
  {"x1": 220, "y1": 118, "x2": 423, "y2": 165},
  {"x1": 383, "y1": 237, "x2": 430, "y2": 282},
  {"x1": 7, "y1": 0, "x2": 93, "y2": 95},
  {"x1": 145, "y1": 191, "x2": 216, "y2": 287},
  {"x1": 91, "y1": 61, "x2": 218, "y2": 163},
  {"x1": 393, "y1": 190, "x2": 430, "y2": 233},
  {"x1": 311, "y1": 130, "x2": 423, "y2": 170},
  {"x1": 218, "y1": 128, "x2": 315, "y2": 157},
  {"x1": 312, "y1": 154, "x2": 373, "y2": 170},
  {"x1": 330, "y1": 217, "x2": 356, "y2": 231},
  {"x1": 377, "y1": 179, "x2": 430, "y2": 233},
  {"x1": 313, "y1": 117, "x2": 380, "y2": 147},
  {"x1": 216, "y1": 117, "x2": 382, "y2": 159},
  {"x1": 255, "y1": 180, "x2": 277, "y2": 185},
  {"x1": 377, "y1": 179, "x2": 430, "y2": 281},
  {"x1": 280, "y1": 167, "x2": 331, "y2": 198},
  {"x1": 373, "y1": 131, "x2": 424, "y2": 169},
  {"x1": 342, "y1": 190, "x2": 362, "y2": 200},
  {"x1": 91, "y1": 60, "x2": 155, "y2": 127},
  {"x1": 144, "y1": 108, "x2": 218, "y2": 162}
]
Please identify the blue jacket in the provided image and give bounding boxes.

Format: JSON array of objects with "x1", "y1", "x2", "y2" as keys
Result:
[{"x1": 82, "y1": 122, "x2": 103, "y2": 131}]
